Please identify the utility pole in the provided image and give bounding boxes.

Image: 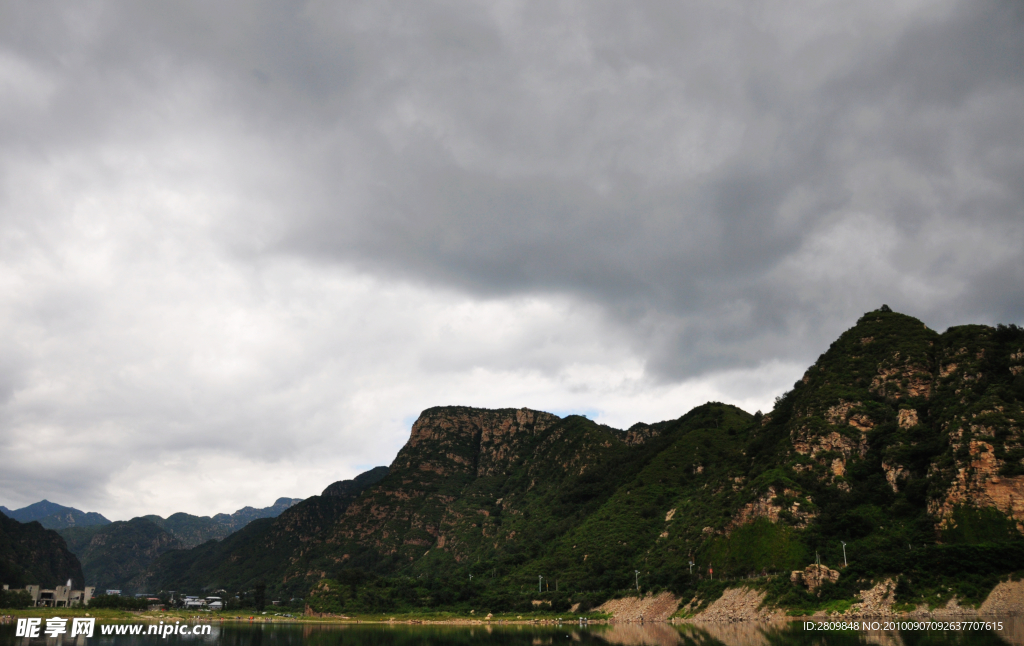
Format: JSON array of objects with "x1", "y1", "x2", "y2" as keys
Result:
[{"x1": 841, "y1": 542, "x2": 847, "y2": 567}]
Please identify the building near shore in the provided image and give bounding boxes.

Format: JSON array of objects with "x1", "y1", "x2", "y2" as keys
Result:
[{"x1": 2, "y1": 584, "x2": 95, "y2": 607}]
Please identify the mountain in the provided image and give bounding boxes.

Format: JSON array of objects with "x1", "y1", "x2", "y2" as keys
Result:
[
  {"x1": 322, "y1": 466, "x2": 389, "y2": 497},
  {"x1": 144, "y1": 466, "x2": 390, "y2": 594},
  {"x1": 1, "y1": 500, "x2": 111, "y2": 530},
  {"x1": 143, "y1": 498, "x2": 305, "y2": 548},
  {"x1": 213, "y1": 497, "x2": 305, "y2": 532},
  {"x1": 0, "y1": 511, "x2": 84, "y2": 588},
  {"x1": 45, "y1": 498, "x2": 308, "y2": 592},
  {"x1": 4, "y1": 498, "x2": 304, "y2": 550},
  {"x1": 147, "y1": 406, "x2": 741, "y2": 598},
  {"x1": 140, "y1": 513, "x2": 229, "y2": 548},
  {"x1": 142, "y1": 308, "x2": 1024, "y2": 613},
  {"x1": 59, "y1": 518, "x2": 181, "y2": 591}
]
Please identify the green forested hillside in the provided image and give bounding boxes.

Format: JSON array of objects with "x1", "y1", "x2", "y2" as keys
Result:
[
  {"x1": 138, "y1": 308, "x2": 1024, "y2": 614},
  {"x1": 145, "y1": 465, "x2": 390, "y2": 594},
  {"x1": 60, "y1": 517, "x2": 181, "y2": 591},
  {"x1": 0, "y1": 512, "x2": 84, "y2": 589}
]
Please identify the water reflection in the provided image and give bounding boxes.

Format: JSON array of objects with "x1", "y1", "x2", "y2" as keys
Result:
[{"x1": 1, "y1": 619, "x2": 1019, "y2": 646}]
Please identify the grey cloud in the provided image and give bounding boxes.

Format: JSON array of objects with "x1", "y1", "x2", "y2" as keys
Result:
[
  {"x1": 3, "y1": 1, "x2": 1022, "y2": 370},
  {"x1": 1, "y1": 0, "x2": 1023, "y2": 515},
  {"x1": 271, "y1": 0, "x2": 1024, "y2": 374}
]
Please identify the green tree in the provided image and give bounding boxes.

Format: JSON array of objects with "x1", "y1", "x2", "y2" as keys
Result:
[{"x1": 254, "y1": 581, "x2": 267, "y2": 612}]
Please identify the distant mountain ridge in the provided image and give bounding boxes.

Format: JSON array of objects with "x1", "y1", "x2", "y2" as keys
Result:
[
  {"x1": 143, "y1": 467, "x2": 389, "y2": 594},
  {"x1": 0, "y1": 500, "x2": 111, "y2": 530},
  {"x1": 4, "y1": 497, "x2": 305, "y2": 590},
  {"x1": 143, "y1": 497, "x2": 304, "y2": 548},
  {"x1": 3, "y1": 497, "x2": 305, "y2": 549}
]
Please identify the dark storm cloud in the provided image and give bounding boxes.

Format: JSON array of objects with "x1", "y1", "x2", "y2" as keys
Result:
[
  {"x1": 4, "y1": 0, "x2": 1023, "y2": 367},
  {"x1": 261, "y1": 0, "x2": 1024, "y2": 374}
]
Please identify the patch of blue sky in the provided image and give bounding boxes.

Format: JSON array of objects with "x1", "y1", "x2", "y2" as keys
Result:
[
  {"x1": 546, "y1": 407, "x2": 602, "y2": 420},
  {"x1": 401, "y1": 413, "x2": 419, "y2": 429}
]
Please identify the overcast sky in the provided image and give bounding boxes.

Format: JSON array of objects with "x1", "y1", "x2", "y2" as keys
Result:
[{"x1": 1, "y1": 0, "x2": 1022, "y2": 520}]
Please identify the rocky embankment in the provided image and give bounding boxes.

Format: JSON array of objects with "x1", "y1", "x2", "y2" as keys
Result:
[
  {"x1": 674, "y1": 579, "x2": 1024, "y2": 623},
  {"x1": 980, "y1": 581, "x2": 1024, "y2": 614},
  {"x1": 689, "y1": 587, "x2": 782, "y2": 622},
  {"x1": 597, "y1": 592, "x2": 681, "y2": 622}
]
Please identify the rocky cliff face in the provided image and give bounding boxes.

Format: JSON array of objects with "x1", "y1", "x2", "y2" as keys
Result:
[
  {"x1": 329, "y1": 407, "x2": 619, "y2": 565},
  {"x1": 732, "y1": 309, "x2": 1024, "y2": 538},
  {"x1": 392, "y1": 406, "x2": 560, "y2": 477},
  {"x1": 145, "y1": 407, "x2": 658, "y2": 596},
  {"x1": 143, "y1": 308, "x2": 1024, "y2": 604},
  {"x1": 926, "y1": 326, "x2": 1024, "y2": 530}
]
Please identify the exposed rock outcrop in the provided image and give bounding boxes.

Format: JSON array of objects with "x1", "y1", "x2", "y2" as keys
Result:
[
  {"x1": 882, "y1": 461, "x2": 908, "y2": 492},
  {"x1": 791, "y1": 564, "x2": 840, "y2": 591},
  {"x1": 728, "y1": 487, "x2": 814, "y2": 533},
  {"x1": 897, "y1": 409, "x2": 919, "y2": 429},
  {"x1": 929, "y1": 439, "x2": 1024, "y2": 530},
  {"x1": 871, "y1": 354, "x2": 933, "y2": 400},
  {"x1": 623, "y1": 423, "x2": 660, "y2": 446}
]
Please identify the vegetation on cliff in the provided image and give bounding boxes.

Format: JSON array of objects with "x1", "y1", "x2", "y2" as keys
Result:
[
  {"x1": 297, "y1": 309, "x2": 1024, "y2": 615},
  {"x1": 14, "y1": 307, "x2": 1019, "y2": 617}
]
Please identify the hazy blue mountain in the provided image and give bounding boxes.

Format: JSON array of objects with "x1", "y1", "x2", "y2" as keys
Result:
[
  {"x1": 1, "y1": 500, "x2": 111, "y2": 530},
  {"x1": 144, "y1": 497, "x2": 306, "y2": 548},
  {"x1": 213, "y1": 497, "x2": 305, "y2": 532},
  {"x1": 52, "y1": 498, "x2": 307, "y2": 591}
]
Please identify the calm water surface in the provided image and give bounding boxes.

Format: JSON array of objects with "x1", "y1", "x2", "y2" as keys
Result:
[{"x1": 4, "y1": 617, "x2": 1024, "y2": 646}]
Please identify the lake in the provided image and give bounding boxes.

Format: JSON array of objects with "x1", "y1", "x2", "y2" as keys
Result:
[{"x1": 4, "y1": 617, "x2": 1024, "y2": 646}]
